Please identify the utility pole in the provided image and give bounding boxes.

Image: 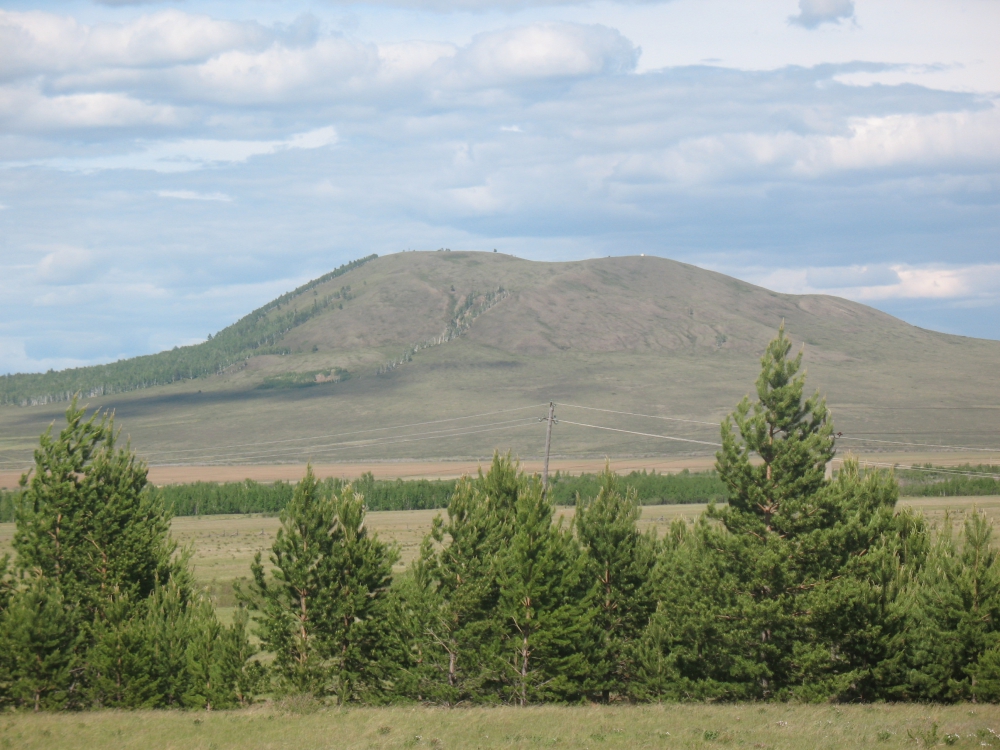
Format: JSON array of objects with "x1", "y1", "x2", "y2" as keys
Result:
[{"x1": 541, "y1": 401, "x2": 555, "y2": 498}]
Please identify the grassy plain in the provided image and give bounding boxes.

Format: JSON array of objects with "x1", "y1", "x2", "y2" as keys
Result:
[{"x1": 2, "y1": 701, "x2": 1000, "y2": 749}]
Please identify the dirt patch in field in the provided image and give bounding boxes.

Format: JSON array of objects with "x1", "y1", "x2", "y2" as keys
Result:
[{"x1": 1, "y1": 451, "x2": 993, "y2": 488}]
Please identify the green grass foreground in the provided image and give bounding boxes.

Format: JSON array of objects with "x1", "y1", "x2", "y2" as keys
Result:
[{"x1": 3, "y1": 703, "x2": 1000, "y2": 749}]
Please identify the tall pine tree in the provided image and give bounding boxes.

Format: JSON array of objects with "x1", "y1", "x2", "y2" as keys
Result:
[
  {"x1": 575, "y1": 465, "x2": 657, "y2": 701},
  {"x1": 242, "y1": 466, "x2": 399, "y2": 702},
  {"x1": 406, "y1": 453, "x2": 523, "y2": 703},
  {"x1": 1, "y1": 398, "x2": 251, "y2": 709},
  {"x1": 497, "y1": 476, "x2": 595, "y2": 704},
  {"x1": 635, "y1": 326, "x2": 918, "y2": 700}
]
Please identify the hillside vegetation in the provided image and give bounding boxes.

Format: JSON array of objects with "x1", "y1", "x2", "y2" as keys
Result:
[
  {"x1": 0, "y1": 256, "x2": 376, "y2": 406},
  {"x1": 1, "y1": 251, "x2": 998, "y2": 467}
]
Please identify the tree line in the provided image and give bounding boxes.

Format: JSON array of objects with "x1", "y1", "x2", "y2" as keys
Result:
[
  {"x1": 0, "y1": 255, "x2": 377, "y2": 406},
  {"x1": 5, "y1": 459, "x2": 991, "y2": 524},
  {"x1": 0, "y1": 469, "x2": 727, "y2": 522},
  {"x1": 4, "y1": 326, "x2": 1000, "y2": 708},
  {"x1": 897, "y1": 465, "x2": 1000, "y2": 497}
]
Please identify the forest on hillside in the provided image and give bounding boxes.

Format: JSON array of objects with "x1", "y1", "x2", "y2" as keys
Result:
[
  {"x1": 0, "y1": 256, "x2": 377, "y2": 406},
  {"x1": 4, "y1": 328, "x2": 1000, "y2": 709}
]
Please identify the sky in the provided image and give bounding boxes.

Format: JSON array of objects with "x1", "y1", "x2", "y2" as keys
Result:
[{"x1": 1, "y1": 0, "x2": 998, "y2": 374}]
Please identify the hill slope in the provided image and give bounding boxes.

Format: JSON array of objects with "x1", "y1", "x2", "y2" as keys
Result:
[{"x1": 2, "y1": 252, "x2": 998, "y2": 468}]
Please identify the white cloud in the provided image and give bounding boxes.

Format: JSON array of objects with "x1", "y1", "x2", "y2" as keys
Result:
[
  {"x1": 789, "y1": 0, "x2": 855, "y2": 29},
  {"x1": 0, "y1": 85, "x2": 181, "y2": 131},
  {"x1": 0, "y1": 337, "x2": 92, "y2": 376},
  {"x1": 180, "y1": 39, "x2": 380, "y2": 104},
  {"x1": 157, "y1": 190, "x2": 233, "y2": 202},
  {"x1": 611, "y1": 104, "x2": 1000, "y2": 186},
  {"x1": 35, "y1": 246, "x2": 96, "y2": 285},
  {"x1": 0, "y1": 9, "x2": 270, "y2": 78},
  {"x1": 378, "y1": 41, "x2": 456, "y2": 81},
  {"x1": 449, "y1": 183, "x2": 505, "y2": 213},
  {"x1": 453, "y1": 23, "x2": 639, "y2": 84},
  {"x1": 752, "y1": 263, "x2": 1000, "y2": 302},
  {"x1": 36, "y1": 126, "x2": 337, "y2": 172}
]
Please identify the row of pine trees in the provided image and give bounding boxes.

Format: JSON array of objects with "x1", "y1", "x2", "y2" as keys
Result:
[{"x1": 4, "y1": 326, "x2": 1000, "y2": 709}]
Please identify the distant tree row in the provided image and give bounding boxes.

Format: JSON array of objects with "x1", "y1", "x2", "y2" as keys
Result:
[
  {"x1": 6, "y1": 460, "x2": 992, "y2": 525},
  {"x1": 0, "y1": 469, "x2": 728, "y2": 522},
  {"x1": 7, "y1": 326, "x2": 1000, "y2": 708},
  {"x1": 0, "y1": 255, "x2": 377, "y2": 407},
  {"x1": 896, "y1": 465, "x2": 1000, "y2": 497}
]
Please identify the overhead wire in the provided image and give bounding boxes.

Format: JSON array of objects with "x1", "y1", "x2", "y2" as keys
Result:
[
  {"x1": 831, "y1": 459, "x2": 1000, "y2": 481},
  {"x1": 143, "y1": 403, "x2": 550, "y2": 459},
  {"x1": 557, "y1": 419, "x2": 723, "y2": 447},
  {"x1": 149, "y1": 417, "x2": 538, "y2": 465},
  {"x1": 555, "y1": 402, "x2": 720, "y2": 426},
  {"x1": 167, "y1": 420, "x2": 541, "y2": 466},
  {"x1": 554, "y1": 402, "x2": 1000, "y2": 455},
  {"x1": 836, "y1": 436, "x2": 1000, "y2": 453}
]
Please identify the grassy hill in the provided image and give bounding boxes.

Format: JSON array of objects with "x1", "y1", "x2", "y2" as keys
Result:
[{"x1": 1, "y1": 251, "x2": 999, "y2": 469}]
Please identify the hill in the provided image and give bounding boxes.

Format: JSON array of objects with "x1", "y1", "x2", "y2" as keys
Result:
[{"x1": 1, "y1": 251, "x2": 999, "y2": 469}]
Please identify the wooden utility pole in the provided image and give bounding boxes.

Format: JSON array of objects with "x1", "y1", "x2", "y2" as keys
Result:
[{"x1": 541, "y1": 401, "x2": 555, "y2": 497}]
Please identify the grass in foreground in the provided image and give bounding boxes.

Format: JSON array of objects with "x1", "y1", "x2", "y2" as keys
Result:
[{"x1": 2, "y1": 702, "x2": 1000, "y2": 749}]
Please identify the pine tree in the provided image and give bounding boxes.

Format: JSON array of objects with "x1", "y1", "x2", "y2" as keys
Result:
[
  {"x1": 706, "y1": 324, "x2": 837, "y2": 696},
  {"x1": 904, "y1": 510, "x2": 1000, "y2": 701},
  {"x1": 496, "y1": 476, "x2": 594, "y2": 705},
  {"x1": 142, "y1": 577, "x2": 201, "y2": 706},
  {"x1": 575, "y1": 465, "x2": 657, "y2": 701},
  {"x1": 407, "y1": 452, "x2": 523, "y2": 703},
  {"x1": 634, "y1": 327, "x2": 916, "y2": 700},
  {"x1": 322, "y1": 483, "x2": 400, "y2": 704},
  {"x1": 242, "y1": 467, "x2": 399, "y2": 701},
  {"x1": 241, "y1": 466, "x2": 336, "y2": 694},
  {"x1": 84, "y1": 593, "x2": 159, "y2": 708},
  {"x1": 4, "y1": 398, "x2": 246, "y2": 709},
  {"x1": 14, "y1": 398, "x2": 182, "y2": 616},
  {"x1": 715, "y1": 323, "x2": 835, "y2": 537},
  {"x1": 182, "y1": 599, "x2": 256, "y2": 710},
  {"x1": 0, "y1": 580, "x2": 79, "y2": 711}
]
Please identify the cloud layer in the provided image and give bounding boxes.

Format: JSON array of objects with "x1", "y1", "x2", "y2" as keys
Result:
[
  {"x1": 789, "y1": 0, "x2": 856, "y2": 29},
  {"x1": 1, "y1": 4, "x2": 999, "y2": 372}
]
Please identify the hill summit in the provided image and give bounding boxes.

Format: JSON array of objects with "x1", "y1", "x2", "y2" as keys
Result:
[{"x1": 2, "y1": 251, "x2": 998, "y2": 464}]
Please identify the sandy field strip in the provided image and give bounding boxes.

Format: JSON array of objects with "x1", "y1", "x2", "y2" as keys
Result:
[{"x1": 2, "y1": 450, "x2": 994, "y2": 489}]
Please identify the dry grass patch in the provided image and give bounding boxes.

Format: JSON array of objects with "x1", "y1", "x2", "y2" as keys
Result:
[{"x1": 1, "y1": 703, "x2": 999, "y2": 749}]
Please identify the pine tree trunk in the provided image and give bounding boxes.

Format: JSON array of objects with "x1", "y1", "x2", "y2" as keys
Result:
[{"x1": 521, "y1": 634, "x2": 528, "y2": 707}]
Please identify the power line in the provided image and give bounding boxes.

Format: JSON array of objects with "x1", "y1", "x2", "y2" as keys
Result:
[
  {"x1": 833, "y1": 458, "x2": 1000, "y2": 481},
  {"x1": 157, "y1": 418, "x2": 537, "y2": 466},
  {"x1": 556, "y1": 402, "x2": 720, "y2": 426},
  {"x1": 837, "y1": 436, "x2": 1000, "y2": 453},
  {"x1": 558, "y1": 419, "x2": 723, "y2": 447},
  {"x1": 152, "y1": 417, "x2": 541, "y2": 464},
  {"x1": 143, "y1": 403, "x2": 550, "y2": 459}
]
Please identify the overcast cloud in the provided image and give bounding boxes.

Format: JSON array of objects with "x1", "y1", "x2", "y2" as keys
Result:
[{"x1": 1, "y1": 0, "x2": 999, "y2": 373}]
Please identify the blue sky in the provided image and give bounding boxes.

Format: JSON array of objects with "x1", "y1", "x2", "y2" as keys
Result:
[{"x1": 1, "y1": 0, "x2": 998, "y2": 374}]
